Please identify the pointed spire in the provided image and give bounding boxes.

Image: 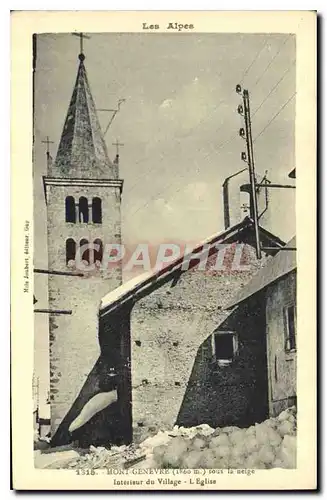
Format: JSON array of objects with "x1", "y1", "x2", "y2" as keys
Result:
[{"x1": 51, "y1": 53, "x2": 118, "y2": 179}]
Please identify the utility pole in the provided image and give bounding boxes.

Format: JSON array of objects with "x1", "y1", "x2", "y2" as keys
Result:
[{"x1": 236, "y1": 85, "x2": 262, "y2": 260}]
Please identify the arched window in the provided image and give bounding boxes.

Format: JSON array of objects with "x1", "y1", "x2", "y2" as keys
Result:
[
  {"x1": 92, "y1": 197, "x2": 102, "y2": 224},
  {"x1": 65, "y1": 196, "x2": 76, "y2": 223},
  {"x1": 80, "y1": 238, "x2": 90, "y2": 264},
  {"x1": 94, "y1": 239, "x2": 103, "y2": 263},
  {"x1": 79, "y1": 197, "x2": 89, "y2": 223},
  {"x1": 66, "y1": 238, "x2": 76, "y2": 264}
]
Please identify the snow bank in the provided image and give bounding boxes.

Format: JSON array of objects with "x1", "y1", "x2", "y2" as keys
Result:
[{"x1": 52, "y1": 406, "x2": 297, "y2": 470}]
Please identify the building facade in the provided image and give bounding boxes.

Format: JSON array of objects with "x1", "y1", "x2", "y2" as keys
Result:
[
  {"x1": 51, "y1": 219, "x2": 285, "y2": 446},
  {"x1": 265, "y1": 270, "x2": 297, "y2": 415},
  {"x1": 128, "y1": 250, "x2": 269, "y2": 443},
  {"x1": 226, "y1": 237, "x2": 297, "y2": 417},
  {"x1": 44, "y1": 51, "x2": 123, "y2": 439},
  {"x1": 101, "y1": 222, "x2": 285, "y2": 444}
]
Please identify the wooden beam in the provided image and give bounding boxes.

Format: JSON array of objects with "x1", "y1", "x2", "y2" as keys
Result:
[
  {"x1": 34, "y1": 268, "x2": 84, "y2": 277},
  {"x1": 261, "y1": 247, "x2": 296, "y2": 251},
  {"x1": 256, "y1": 183, "x2": 295, "y2": 189}
]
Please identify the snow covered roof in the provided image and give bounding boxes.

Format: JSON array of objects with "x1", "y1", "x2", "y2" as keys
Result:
[
  {"x1": 226, "y1": 236, "x2": 296, "y2": 309},
  {"x1": 100, "y1": 217, "x2": 285, "y2": 317},
  {"x1": 51, "y1": 53, "x2": 116, "y2": 179}
]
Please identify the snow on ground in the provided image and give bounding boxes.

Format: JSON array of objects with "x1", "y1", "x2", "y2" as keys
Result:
[{"x1": 34, "y1": 406, "x2": 297, "y2": 470}]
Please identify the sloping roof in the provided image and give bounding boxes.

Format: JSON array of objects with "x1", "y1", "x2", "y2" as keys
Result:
[
  {"x1": 289, "y1": 168, "x2": 296, "y2": 179},
  {"x1": 100, "y1": 217, "x2": 285, "y2": 317},
  {"x1": 51, "y1": 54, "x2": 117, "y2": 179},
  {"x1": 226, "y1": 236, "x2": 296, "y2": 309}
]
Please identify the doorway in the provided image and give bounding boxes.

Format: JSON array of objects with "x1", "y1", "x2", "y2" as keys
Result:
[{"x1": 98, "y1": 307, "x2": 133, "y2": 445}]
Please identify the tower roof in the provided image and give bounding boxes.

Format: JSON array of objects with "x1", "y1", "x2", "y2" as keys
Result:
[{"x1": 51, "y1": 54, "x2": 117, "y2": 179}]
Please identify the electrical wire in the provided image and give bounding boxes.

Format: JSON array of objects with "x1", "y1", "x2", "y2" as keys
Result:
[
  {"x1": 125, "y1": 131, "x2": 236, "y2": 219},
  {"x1": 123, "y1": 77, "x2": 227, "y2": 198},
  {"x1": 251, "y1": 35, "x2": 291, "y2": 90},
  {"x1": 125, "y1": 37, "x2": 294, "y2": 218},
  {"x1": 239, "y1": 37, "x2": 268, "y2": 84},
  {"x1": 124, "y1": 38, "x2": 269, "y2": 200},
  {"x1": 252, "y1": 60, "x2": 296, "y2": 118},
  {"x1": 127, "y1": 89, "x2": 296, "y2": 220}
]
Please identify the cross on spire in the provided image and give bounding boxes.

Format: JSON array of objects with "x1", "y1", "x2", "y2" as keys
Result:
[
  {"x1": 112, "y1": 139, "x2": 124, "y2": 156},
  {"x1": 42, "y1": 136, "x2": 54, "y2": 154},
  {"x1": 42, "y1": 136, "x2": 54, "y2": 170},
  {"x1": 72, "y1": 32, "x2": 91, "y2": 59}
]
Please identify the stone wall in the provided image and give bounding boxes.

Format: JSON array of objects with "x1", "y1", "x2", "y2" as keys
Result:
[
  {"x1": 129, "y1": 244, "x2": 269, "y2": 442},
  {"x1": 175, "y1": 296, "x2": 269, "y2": 430},
  {"x1": 46, "y1": 182, "x2": 122, "y2": 435}
]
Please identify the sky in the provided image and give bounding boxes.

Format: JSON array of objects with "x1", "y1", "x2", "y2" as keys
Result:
[{"x1": 33, "y1": 32, "x2": 296, "y2": 409}]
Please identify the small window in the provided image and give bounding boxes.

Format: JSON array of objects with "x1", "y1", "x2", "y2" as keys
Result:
[
  {"x1": 212, "y1": 331, "x2": 238, "y2": 365},
  {"x1": 284, "y1": 305, "x2": 296, "y2": 352},
  {"x1": 66, "y1": 238, "x2": 76, "y2": 264},
  {"x1": 80, "y1": 238, "x2": 90, "y2": 264},
  {"x1": 93, "y1": 239, "x2": 103, "y2": 263},
  {"x1": 65, "y1": 196, "x2": 76, "y2": 223},
  {"x1": 92, "y1": 197, "x2": 102, "y2": 224},
  {"x1": 79, "y1": 197, "x2": 89, "y2": 223}
]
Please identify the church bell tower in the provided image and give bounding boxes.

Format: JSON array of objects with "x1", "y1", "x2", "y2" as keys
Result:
[{"x1": 44, "y1": 45, "x2": 123, "y2": 437}]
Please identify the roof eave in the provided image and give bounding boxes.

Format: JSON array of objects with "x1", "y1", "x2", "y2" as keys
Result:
[
  {"x1": 225, "y1": 267, "x2": 297, "y2": 310},
  {"x1": 100, "y1": 219, "x2": 249, "y2": 317},
  {"x1": 99, "y1": 217, "x2": 285, "y2": 318}
]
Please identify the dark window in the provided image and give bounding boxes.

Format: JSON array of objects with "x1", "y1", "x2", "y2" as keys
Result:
[
  {"x1": 92, "y1": 197, "x2": 102, "y2": 224},
  {"x1": 79, "y1": 197, "x2": 89, "y2": 223},
  {"x1": 80, "y1": 238, "x2": 90, "y2": 264},
  {"x1": 93, "y1": 239, "x2": 103, "y2": 263},
  {"x1": 65, "y1": 196, "x2": 76, "y2": 223},
  {"x1": 213, "y1": 332, "x2": 237, "y2": 361},
  {"x1": 66, "y1": 238, "x2": 76, "y2": 264},
  {"x1": 284, "y1": 305, "x2": 296, "y2": 351}
]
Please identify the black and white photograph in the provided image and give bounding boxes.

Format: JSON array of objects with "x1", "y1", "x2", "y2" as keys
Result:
[{"x1": 10, "y1": 10, "x2": 316, "y2": 491}]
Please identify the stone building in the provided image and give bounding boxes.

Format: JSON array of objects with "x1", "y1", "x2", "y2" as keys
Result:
[
  {"x1": 51, "y1": 217, "x2": 285, "y2": 446},
  {"x1": 44, "y1": 50, "x2": 123, "y2": 441},
  {"x1": 226, "y1": 236, "x2": 297, "y2": 417}
]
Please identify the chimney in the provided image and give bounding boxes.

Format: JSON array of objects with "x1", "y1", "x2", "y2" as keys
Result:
[
  {"x1": 222, "y1": 169, "x2": 270, "y2": 229},
  {"x1": 222, "y1": 168, "x2": 247, "y2": 229},
  {"x1": 222, "y1": 179, "x2": 231, "y2": 229}
]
